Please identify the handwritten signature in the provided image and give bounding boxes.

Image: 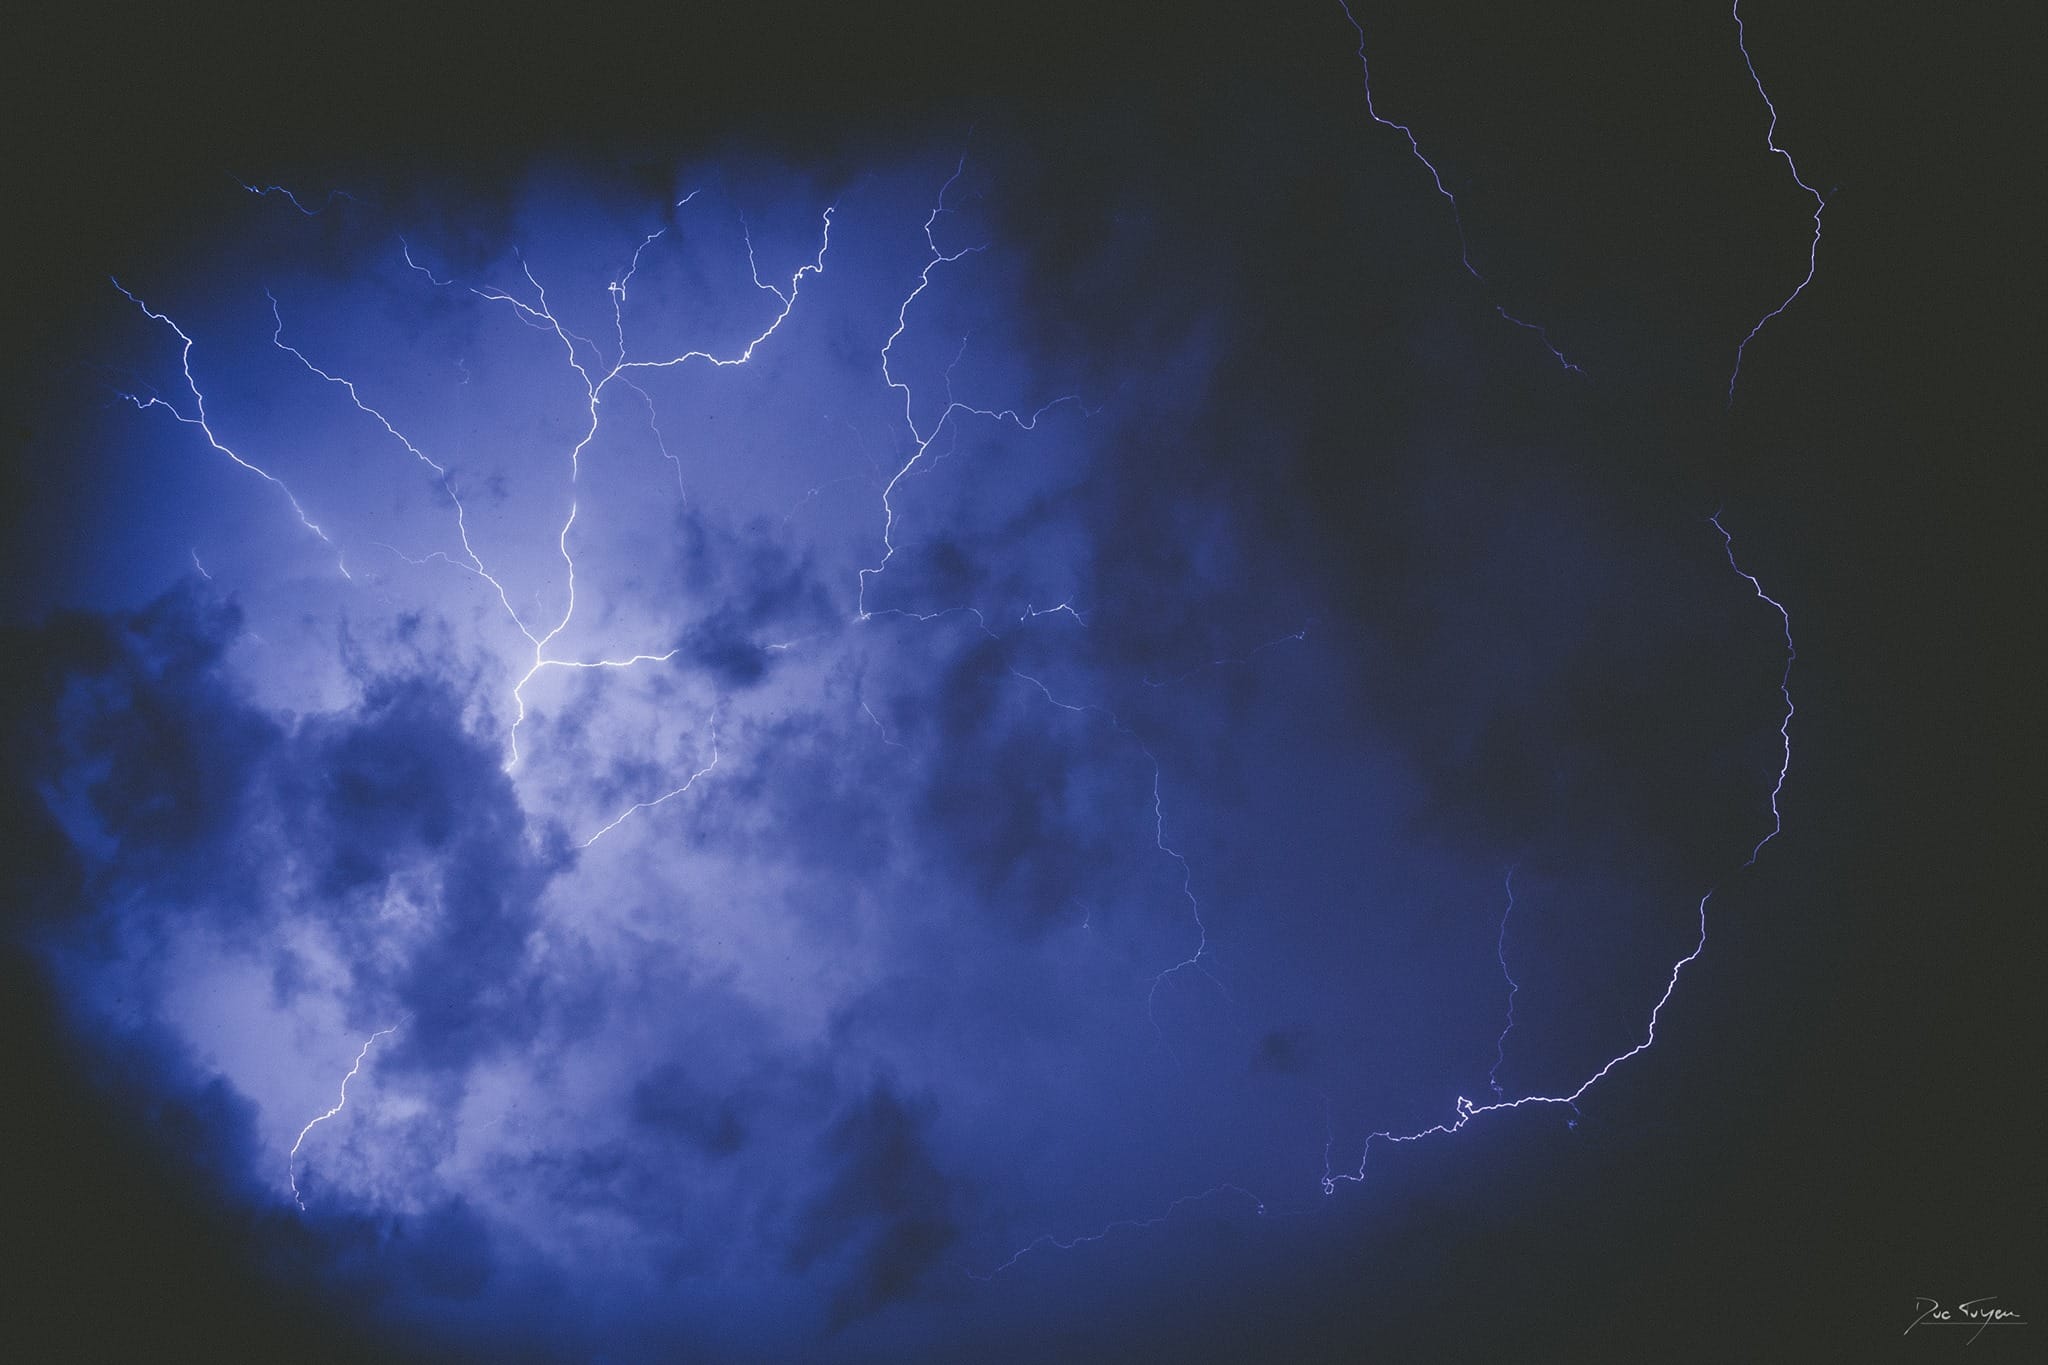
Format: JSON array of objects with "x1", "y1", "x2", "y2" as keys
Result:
[{"x1": 1906, "y1": 1297, "x2": 2027, "y2": 1343}]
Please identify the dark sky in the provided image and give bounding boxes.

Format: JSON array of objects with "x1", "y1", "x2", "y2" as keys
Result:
[{"x1": 3, "y1": 3, "x2": 2033, "y2": 1360}]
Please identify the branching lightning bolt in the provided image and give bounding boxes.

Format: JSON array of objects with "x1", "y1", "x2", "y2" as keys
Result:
[
  {"x1": 112, "y1": 281, "x2": 352, "y2": 580},
  {"x1": 452, "y1": 200, "x2": 835, "y2": 767},
  {"x1": 288, "y1": 1023, "x2": 399, "y2": 1211},
  {"x1": 265, "y1": 200, "x2": 832, "y2": 789},
  {"x1": 984, "y1": 513, "x2": 1794, "y2": 1275},
  {"x1": 1308, "y1": 514, "x2": 1793, "y2": 1189},
  {"x1": 1726, "y1": 0, "x2": 1827, "y2": 407},
  {"x1": 843, "y1": 163, "x2": 1325, "y2": 1091},
  {"x1": 856, "y1": 158, "x2": 1083, "y2": 621},
  {"x1": 266, "y1": 291, "x2": 527, "y2": 630},
  {"x1": 1006, "y1": 667, "x2": 1225, "y2": 1057},
  {"x1": 1335, "y1": 1, "x2": 1582, "y2": 373},
  {"x1": 174, "y1": 170, "x2": 1097, "y2": 860}
]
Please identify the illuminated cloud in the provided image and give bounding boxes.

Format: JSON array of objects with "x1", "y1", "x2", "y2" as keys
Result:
[{"x1": 4, "y1": 5, "x2": 1851, "y2": 1360}]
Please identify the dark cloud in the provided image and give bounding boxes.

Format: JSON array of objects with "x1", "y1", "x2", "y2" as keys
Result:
[
  {"x1": 0, "y1": 589, "x2": 280, "y2": 921},
  {"x1": 284, "y1": 676, "x2": 557, "y2": 1068},
  {"x1": 675, "y1": 512, "x2": 841, "y2": 690},
  {"x1": 917, "y1": 683, "x2": 1133, "y2": 935},
  {"x1": 1252, "y1": 1026, "x2": 1314, "y2": 1077},
  {"x1": 631, "y1": 1062, "x2": 751, "y2": 1158},
  {"x1": 791, "y1": 1078, "x2": 961, "y2": 1328}
]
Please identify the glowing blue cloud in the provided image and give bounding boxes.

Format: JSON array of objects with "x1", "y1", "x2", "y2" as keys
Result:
[{"x1": 6, "y1": 10, "x2": 1826, "y2": 1358}]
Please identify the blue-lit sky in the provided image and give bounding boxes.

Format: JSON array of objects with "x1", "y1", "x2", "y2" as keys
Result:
[{"x1": 3, "y1": 4, "x2": 2029, "y2": 1360}]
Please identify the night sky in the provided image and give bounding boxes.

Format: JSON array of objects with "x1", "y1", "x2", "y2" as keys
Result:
[{"x1": 3, "y1": 4, "x2": 2032, "y2": 1361}]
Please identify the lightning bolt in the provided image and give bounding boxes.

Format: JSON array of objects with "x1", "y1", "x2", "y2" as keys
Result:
[
  {"x1": 836, "y1": 161, "x2": 1244, "y2": 1043},
  {"x1": 121, "y1": 190, "x2": 831, "y2": 867},
  {"x1": 1338, "y1": 1, "x2": 1827, "y2": 397},
  {"x1": 1713, "y1": 510, "x2": 1795, "y2": 864},
  {"x1": 1006, "y1": 667, "x2": 1225, "y2": 1057},
  {"x1": 860, "y1": 696, "x2": 907, "y2": 751},
  {"x1": 112, "y1": 280, "x2": 352, "y2": 580},
  {"x1": 445, "y1": 198, "x2": 836, "y2": 768},
  {"x1": 1335, "y1": 0, "x2": 1582, "y2": 373},
  {"x1": 1141, "y1": 626, "x2": 1310, "y2": 689},
  {"x1": 1488, "y1": 864, "x2": 1520, "y2": 1099},
  {"x1": 839, "y1": 160, "x2": 1260, "y2": 1055},
  {"x1": 969, "y1": 1184, "x2": 1269, "y2": 1281},
  {"x1": 198, "y1": 164, "x2": 1108, "y2": 865},
  {"x1": 986, "y1": 511, "x2": 1794, "y2": 1275},
  {"x1": 232, "y1": 178, "x2": 356, "y2": 215},
  {"x1": 288, "y1": 1023, "x2": 399, "y2": 1211},
  {"x1": 1017, "y1": 601, "x2": 1089, "y2": 627},
  {"x1": 268, "y1": 199, "x2": 833, "y2": 794},
  {"x1": 844, "y1": 159, "x2": 1337, "y2": 1095},
  {"x1": 1307, "y1": 513, "x2": 1791, "y2": 1183},
  {"x1": 266, "y1": 291, "x2": 529, "y2": 633},
  {"x1": 1318, "y1": 889, "x2": 1712, "y2": 1193},
  {"x1": 580, "y1": 714, "x2": 721, "y2": 848},
  {"x1": 856, "y1": 158, "x2": 1083, "y2": 621},
  {"x1": 1727, "y1": 0, "x2": 1827, "y2": 407}
]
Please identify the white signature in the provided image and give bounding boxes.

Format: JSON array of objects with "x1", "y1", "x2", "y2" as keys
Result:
[{"x1": 1906, "y1": 1297, "x2": 2027, "y2": 1343}]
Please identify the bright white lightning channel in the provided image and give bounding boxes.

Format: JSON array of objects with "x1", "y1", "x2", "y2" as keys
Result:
[{"x1": 288, "y1": 1024, "x2": 399, "y2": 1212}]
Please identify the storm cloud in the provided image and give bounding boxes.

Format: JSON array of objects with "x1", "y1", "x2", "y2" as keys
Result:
[{"x1": 4, "y1": 3, "x2": 1967, "y2": 1361}]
